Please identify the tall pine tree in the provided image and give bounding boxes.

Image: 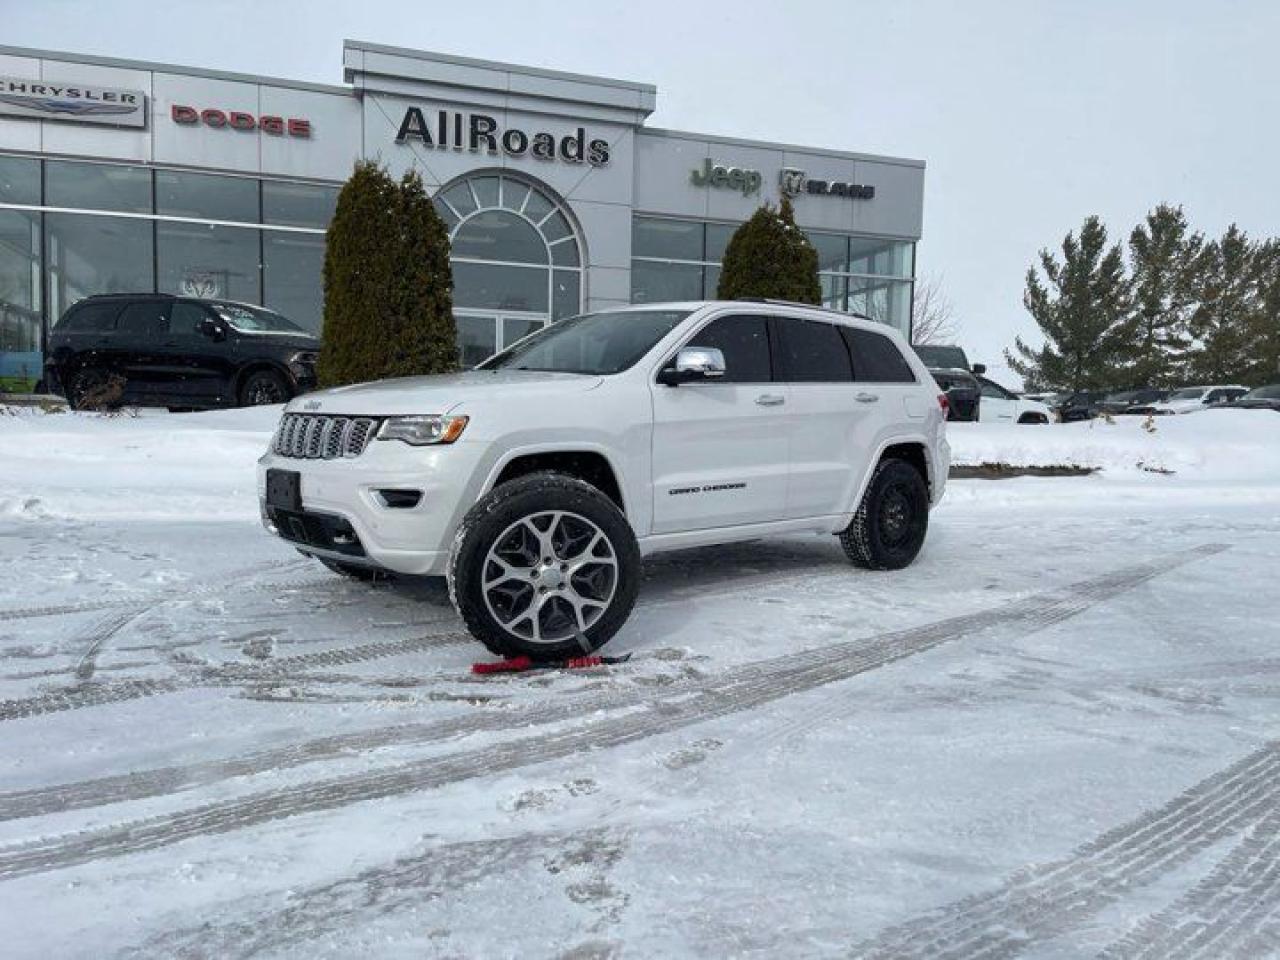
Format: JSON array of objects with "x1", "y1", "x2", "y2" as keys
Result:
[
  {"x1": 318, "y1": 162, "x2": 456, "y2": 387},
  {"x1": 1121, "y1": 204, "x2": 1203, "y2": 387},
  {"x1": 1188, "y1": 225, "x2": 1256, "y2": 383},
  {"x1": 717, "y1": 197, "x2": 821, "y2": 304},
  {"x1": 1246, "y1": 239, "x2": 1280, "y2": 385},
  {"x1": 1005, "y1": 216, "x2": 1130, "y2": 392}
]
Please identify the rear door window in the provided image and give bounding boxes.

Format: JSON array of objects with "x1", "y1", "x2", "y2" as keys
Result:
[
  {"x1": 170, "y1": 302, "x2": 213, "y2": 336},
  {"x1": 842, "y1": 326, "x2": 917, "y2": 383},
  {"x1": 114, "y1": 301, "x2": 171, "y2": 336},
  {"x1": 58, "y1": 301, "x2": 122, "y2": 332},
  {"x1": 684, "y1": 314, "x2": 773, "y2": 383},
  {"x1": 774, "y1": 317, "x2": 853, "y2": 382}
]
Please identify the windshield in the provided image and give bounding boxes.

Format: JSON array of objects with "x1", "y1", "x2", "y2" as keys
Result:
[
  {"x1": 1169, "y1": 388, "x2": 1206, "y2": 400},
  {"x1": 913, "y1": 344, "x2": 969, "y2": 370},
  {"x1": 479, "y1": 309, "x2": 692, "y2": 375},
  {"x1": 211, "y1": 302, "x2": 304, "y2": 334},
  {"x1": 1244, "y1": 385, "x2": 1280, "y2": 400}
]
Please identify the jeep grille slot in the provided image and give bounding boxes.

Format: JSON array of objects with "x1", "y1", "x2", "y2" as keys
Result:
[{"x1": 273, "y1": 414, "x2": 380, "y2": 459}]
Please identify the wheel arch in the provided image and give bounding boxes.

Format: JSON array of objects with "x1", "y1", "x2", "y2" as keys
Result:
[
  {"x1": 233, "y1": 360, "x2": 294, "y2": 402},
  {"x1": 484, "y1": 445, "x2": 627, "y2": 514},
  {"x1": 849, "y1": 435, "x2": 937, "y2": 514}
]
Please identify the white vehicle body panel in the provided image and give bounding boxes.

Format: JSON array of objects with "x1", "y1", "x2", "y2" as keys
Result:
[{"x1": 257, "y1": 301, "x2": 948, "y2": 576}]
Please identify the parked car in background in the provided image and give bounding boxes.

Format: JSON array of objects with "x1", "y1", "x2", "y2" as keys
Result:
[
  {"x1": 1132, "y1": 385, "x2": 1249, "y2": 415},
  {"x1": 926, "y1": 367, "x2": 981, "y2": 422},
  {"x1": 1229, "y1": 384, "x2": 1280, "y2": 412},
  {"x1": 1097, "y1": 388, "x2": 1171, "y2": 415},
  {"x1": 912, "y1": 344, "x2": 982, "y2": 422},
  {"x1": 45, "y1": 294, "x2": 319, "y2": 411},
  {"x1": 976, "y1": 376, "x2": 1053, "y2": 423},
  {"x1": 1053, "y1": 391, "x2": 1109, "y2": 422}
]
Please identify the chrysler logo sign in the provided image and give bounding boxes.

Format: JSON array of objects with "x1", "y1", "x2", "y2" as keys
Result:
[{"x1": 0, "y1": 76, "x2": 146, "y2": 128}]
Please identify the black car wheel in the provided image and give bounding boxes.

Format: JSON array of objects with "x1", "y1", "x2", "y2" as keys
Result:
[
  {"x1": 448, "y1": 472, "x2": 641, "y2": 661},
  {"x1": 239, "y1": 369, "x2": 291, "y2": 407},
  {"x1": 839, "y1": 458, "x2": 930, "y2": 570}
]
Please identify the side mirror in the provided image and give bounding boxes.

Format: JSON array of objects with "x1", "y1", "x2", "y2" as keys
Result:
[
  {"x1": 658, "y1": 346, "x2": 727, "y2": 386},
  {"x1": 198, "y1": 317, "x2": 226, "y2": 341},
  {"x1": 971, "y1": 363, "x2": 987, "y2": 376}
]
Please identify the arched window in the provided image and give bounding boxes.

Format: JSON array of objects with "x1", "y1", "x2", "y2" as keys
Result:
[{"x1": 432, "y1": 174, "x2": 583, "y2": 367}]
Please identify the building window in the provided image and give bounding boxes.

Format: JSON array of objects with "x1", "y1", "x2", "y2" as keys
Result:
[
  {"x1": 0, "y1": 208, "x2": 41, "y2": 392},
  {"x1": 263, "y1": 231, "x2": 325, "y2": 332},
  {"x1": 630, "y1": 215, "x2": 916, "y2": 336},
  {"x1": 156, "y1": 170, "x2": 259, "y2": 223},
  {"x1": 45, "y1": 213, "x2": 154, "y2": 320},
  {"x1": 45, "y1": 160, "x2": 151, "y2": 214},
  {"x1": 434, "y1": 173, "x2": 584, "y2": 366},
  {"x1": 263, "y1": 181, "x2": 339, "y2": 229},
  {"x1": 157, "y1": 221, "x2": 261, "y2": 303}
]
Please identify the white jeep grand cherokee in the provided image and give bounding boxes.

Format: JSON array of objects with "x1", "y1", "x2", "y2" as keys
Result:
[{"x1": 258, "y1": 301, "x2": 950, "y2": 659}]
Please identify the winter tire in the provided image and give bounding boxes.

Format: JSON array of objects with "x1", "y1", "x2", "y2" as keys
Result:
[
  {"x1": 318, "y1": 557, "x2": 388, "y2": 582},
  {"x1": 448, "y1": 472, "x2": 641, "y2": 661},
  {"x1": 66, "y1": 367, "x2": 118, "y2": 411},
  {"x1": 839, "y1": 458, "x2": 930, "y2": 570},
  {"x1": 239, "y1": 369, "x2": 291, "y2": 407}
]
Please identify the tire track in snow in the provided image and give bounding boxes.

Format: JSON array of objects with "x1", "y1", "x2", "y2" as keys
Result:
[
  {"x1": 125, "y1": 828, "x2": 626, "y2": 959},
  {"x1": 0, "y1": 543, "x2": 1226, "y2": 882},
  {"x1": 1096, "y1": 805, "x2": 1280, "y2": 960},
  {"x1": 0, "y1": 629, "x2": 472, "y2": 722},
  {"x1": 851, "y1": 739, "x2": 1280, "y2": 959}
]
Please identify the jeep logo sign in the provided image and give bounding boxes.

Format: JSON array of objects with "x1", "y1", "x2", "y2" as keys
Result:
[{"x1": 690, "y1": 159, "x2": 762, "y2": 196}]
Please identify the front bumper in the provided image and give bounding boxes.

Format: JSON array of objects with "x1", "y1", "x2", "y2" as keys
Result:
[{"x1": 257, "y1": 437, "x2": 491, "y2": 576}]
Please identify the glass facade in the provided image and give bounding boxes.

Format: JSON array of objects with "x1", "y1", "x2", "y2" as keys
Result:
[
  {"x1": 630, "y1": 215, "x2": 916, "y2": 336},
  {"x1": 434, "y1": 173, "x2": 584, "y2": 367},
  {"x1": 0, "y1": 154, "x2": 338, "y2": 393}
]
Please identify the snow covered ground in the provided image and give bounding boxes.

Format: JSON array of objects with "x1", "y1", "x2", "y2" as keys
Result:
[{"x1": 1, "y1": 405, "x2": 1278, "y2": 958}]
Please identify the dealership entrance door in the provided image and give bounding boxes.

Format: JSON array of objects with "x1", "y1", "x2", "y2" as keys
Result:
[{"x1": 454, "y1": 310, "x2": 549, "y2": 368}]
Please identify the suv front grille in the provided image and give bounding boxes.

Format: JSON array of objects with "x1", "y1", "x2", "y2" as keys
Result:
[{"x1": 273, "y1": 414, "x2": 380, "y2": 459}]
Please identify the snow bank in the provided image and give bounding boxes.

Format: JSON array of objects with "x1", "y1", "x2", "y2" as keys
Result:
[
  {"x1": 0, "y1": 405, "x2": 279, "y2": 522},
  {"x1": 948, "y1": 410, "x2": 1280, "y2": 481}
]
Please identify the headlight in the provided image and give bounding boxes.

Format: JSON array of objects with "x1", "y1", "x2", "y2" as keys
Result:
[
  {"x1": 288, "y1": 351, "x2": 319, "y2": 366},
  {"x1": 376, "y1": 415, "x2": 469, "y2": 446}
]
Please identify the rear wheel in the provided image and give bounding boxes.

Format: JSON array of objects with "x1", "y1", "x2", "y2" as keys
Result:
[
  {"x1": 239, "y1": 369, "x2": 290, "y2": 407},
  {"x1": 449, "y1": 472, "x2": 641, "y2": 660},
  {"x1": 839, "y1": 458, "x2": 930, "y2": 570}
]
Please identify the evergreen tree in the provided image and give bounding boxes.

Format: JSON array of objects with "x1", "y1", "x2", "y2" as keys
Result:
[
  {"x1": 716, "y1": 197, "x2": 821, "y2": 304},
  {"x1": 1121, "y1": 204, "x2": 1203, "y2": 387},
  {"x1": 318, "y1": 161, "x2": 456, "y2": 387},
  {"x1": 1245, "y1": 239, "x2": 1280, "y2": 385},
  {"x1": 1187, "y1": 225, "x2": 1257, "y2": 384},
  {"x1": 1005, "y1": 215, "x2": 1130, "y2": 392}
]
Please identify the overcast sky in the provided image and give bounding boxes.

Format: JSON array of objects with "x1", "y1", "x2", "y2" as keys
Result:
[{"x1": 6, "y1": 0, "x2": 1279, "y2": 380}]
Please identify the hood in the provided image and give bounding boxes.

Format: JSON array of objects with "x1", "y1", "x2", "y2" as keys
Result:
[
  {"x1": 231, "y1": 329, "x2": 321, "y2": 351},
  {"x1": 286, "y1": 370, "x2": 603, "y2": 416}
]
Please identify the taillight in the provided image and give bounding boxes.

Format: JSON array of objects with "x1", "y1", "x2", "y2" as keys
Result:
[{"x1": 938, "y1": 392, "x2": 950, "y2": 415}]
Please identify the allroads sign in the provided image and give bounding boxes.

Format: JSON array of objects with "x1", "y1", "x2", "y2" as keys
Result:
[{"x1": 0, "y1": 76, "x2": 147, "y2": 128}]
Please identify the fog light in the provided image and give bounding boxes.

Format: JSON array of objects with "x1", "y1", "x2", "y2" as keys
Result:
[{"x1": 376, "y1": 489, "x2": 422, "y2": 509}]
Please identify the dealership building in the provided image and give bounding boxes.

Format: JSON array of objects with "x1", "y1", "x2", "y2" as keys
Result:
[{"x1": 0, "y1": 41, "x2": 924, "y2": 392}]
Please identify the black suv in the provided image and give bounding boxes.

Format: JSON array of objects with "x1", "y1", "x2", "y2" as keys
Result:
[{"x1": 45, "y1": 294, "x2": 319, "y2": 410}]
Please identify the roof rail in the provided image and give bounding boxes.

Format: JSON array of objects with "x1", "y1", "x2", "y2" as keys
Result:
[{"x1": 733, "y1": 298, "x2": 874, "y2": 323}]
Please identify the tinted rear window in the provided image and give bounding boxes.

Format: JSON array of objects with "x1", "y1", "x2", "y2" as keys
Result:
[
  {"x1": 776, "y1": 318, "x2": 852, "y2": 382},
  {"x1": 844, "y1": 327, "x2": 917, "y2": 383},
  {"x1": 115, "y1": 301, "x2": 170, "y2": 335},
  {"x1": 58, "y1": 301, "x2": 121, "y2": 332}
]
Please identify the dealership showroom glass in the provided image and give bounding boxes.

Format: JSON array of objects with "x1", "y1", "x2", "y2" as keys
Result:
[{"x1": 0, "y1": 41, "x2": 924, "y2": 392}]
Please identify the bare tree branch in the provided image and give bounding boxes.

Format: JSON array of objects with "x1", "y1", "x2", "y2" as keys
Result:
[{"x1": 911, "y1": 273, "x2": 959, "y2": 345}]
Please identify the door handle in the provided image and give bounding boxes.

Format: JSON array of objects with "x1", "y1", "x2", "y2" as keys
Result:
[
  {"x1": 856, "y1": 392, "x2": 880, "y2": 403},
  {"x1": 755, "y1": 394, "x2": 786, "y2": 407}
]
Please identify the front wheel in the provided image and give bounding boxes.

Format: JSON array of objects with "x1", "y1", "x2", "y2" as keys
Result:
[
  {"x1": 448, "y1": 472, "x2": 641, "y2": 661},
  {"x1": 839, "y1": 459, "x2": 930, "y2": 570},
  {"x1": 239, "y1": 369, "x2": 291, "y2": 407}
]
